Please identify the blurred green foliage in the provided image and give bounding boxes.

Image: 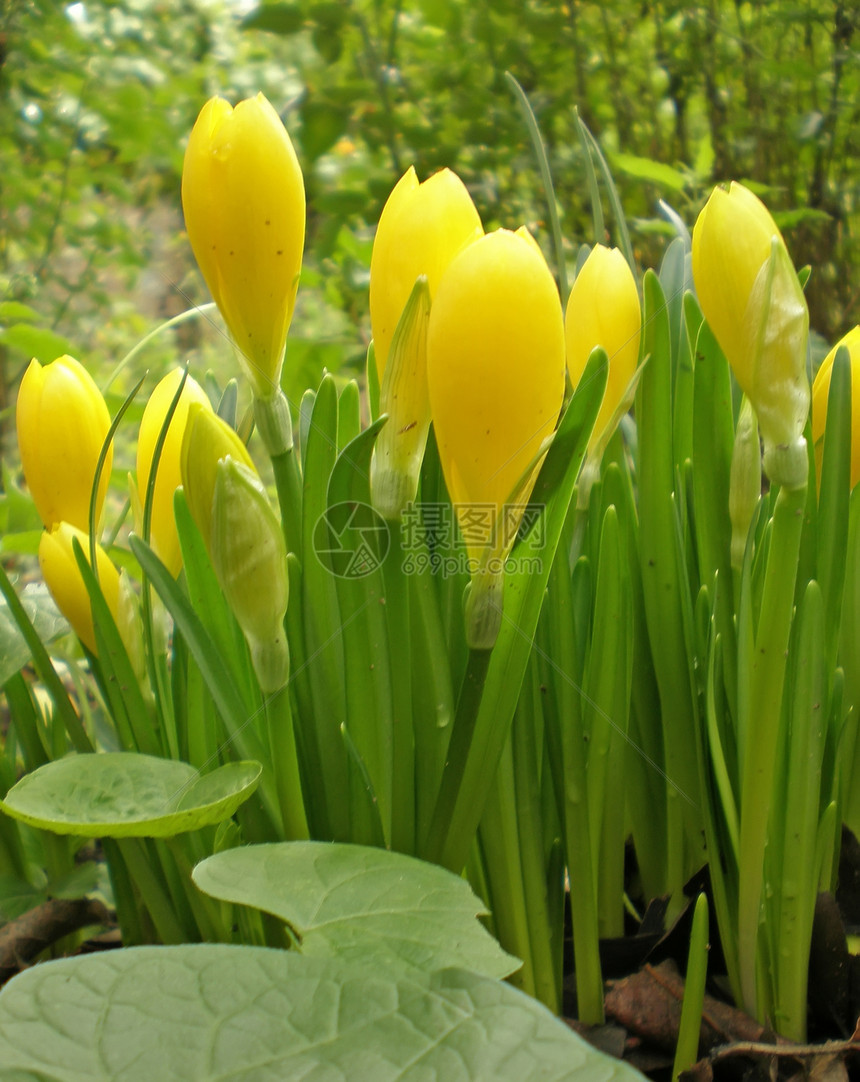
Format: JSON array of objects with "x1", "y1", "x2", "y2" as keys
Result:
[{"x1": 1, "y1": 0, "x2": 858, "y2": 456}]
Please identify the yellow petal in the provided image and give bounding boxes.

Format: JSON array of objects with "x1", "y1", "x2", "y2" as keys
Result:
[
  {"x1": 137, "y1": 369, "x2": 212, "y2": 577},
  {"x1": 427, "y1": 228, "x2": 565, "y2": 563},
  {"x1": 565, "y1": 245, "x2": 641, "y2": 448},
  {"x1": 692, "y1": 182, "x2": 809, "y2": 486},
  {"x1": 16, "y1": 355, "x2": 112, "y2": 531},
  {"x1": 370, "y1": 166, "x2": 482, "y2": 380},
  {"x1": 39, "y1": 523, "x2": 120, "y2": 655},
  {"x1": 182, "y1": 94, "x2": 305, "y2": 400}
]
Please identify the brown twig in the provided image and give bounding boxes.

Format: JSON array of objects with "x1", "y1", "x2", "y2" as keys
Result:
[{"x1": 0, "y1": 897, "x2": 111, "y2": 985}]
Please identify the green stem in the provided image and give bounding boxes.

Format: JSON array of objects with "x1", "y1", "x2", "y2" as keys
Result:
[
  {"x1": 118, "y1": 838, "x2": 188, "y2": 945},
  {"x1": 164, "y1": 836, "x2": 229, "y2": 943},
  {"x1": 102, "y1": 839, "x2": 146, "y2": 946},
  {"x1": 420, "y1": 647, "x2": 492, "y2": 869},
  {"x1": 511, "y1": 667, "x2": 560, "y2": 1013},
  {"x1": 737, "y1": 482, "x2": 806, "y2": 1017},
  {"x1": 265, "y1": 685, "x2": 310, "y2": 841},
  {"x1": 384, "y1": 522, "x2": 415, "y2": 854},
  {"x1": 545, "y1": 546, "x2": 604, "y2": 1024},
  {"x1": 271, "y1": 447, "x2": 303, "y2": 561},
  {"x1": 102, "y1": 303, "x2": 217, "y2": 392},
  {"x1": 476, "y1": 745, "x2": 536, "y2": 999}
]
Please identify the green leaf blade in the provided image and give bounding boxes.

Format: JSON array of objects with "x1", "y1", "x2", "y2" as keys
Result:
[{"x1": 0, "y1": 753, "x2": 260, "y2": 838}]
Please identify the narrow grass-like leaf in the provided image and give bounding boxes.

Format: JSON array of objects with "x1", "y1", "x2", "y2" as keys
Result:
[
  {"x1": 772, "y1": 582, "x2": 826, "y2": 1041},
  {"x1": 636, "y1": 270, "x2": 702, "y2": 900},
  {"x1": 421, "y1": 348, "x2": 607, "y2": 874},
  {"x1": 505, "y1": 73, "x2": 568, "y2": 301},
  {"x1": 817, "y1": 345, "x2": 851, "y2": 669},
  {"x1": 88, "y1": 372, "x2": 147, "y2": 571},
  {"x1": 574, "y1": 108, "x2": 604, "y2": 249},
  {"x1": 73, "y1": 538, "x2": 160, "y2": 757},
  {"x1": 673, "y1": 893, "x2": 709, "y2": 1078},
  {"x1": 0, "y1": 562, "x2": 93, "y2": 753},
  {"x1": 574, "y1": 112, "x2": 635, "y2": 273},
  {"x1": 299, "y1": 374, "x2": 349, "y2": 840},
  {"x1": 326, "y1": 417, "x2": 391, "y2": 845},
  {"x1": 129, "y1": 535, "x2": 281, "y2": 834}
]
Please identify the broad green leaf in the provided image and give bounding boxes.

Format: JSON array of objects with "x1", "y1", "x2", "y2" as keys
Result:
[
  {"x1": 241, "y1": 1, "x2": 304, "y2": 33},
  {"x1": 0, "y1": 582, "x2": 69, "y2": 686},
  {"x1": 0, "y1": 301, "x2": 40, "y2": 323},
  {"x1": 0, "y1": 464, "x2": 42, "y2": 534},
  {"x1": 194, "y1": 841, "x2": 518, "y2": 979},
  {"x1": 0, "y1": 945, "x2": 641, "y2": 1081},
  {"x1": 610, "y1": 152, "x2": 687, "y2": 191},
  {"x1": 0, "y1": 323, "x2": 76, "y2": 364},
  {"x1": 0, "y1": 754, "x2": 261, "y2": 838}
]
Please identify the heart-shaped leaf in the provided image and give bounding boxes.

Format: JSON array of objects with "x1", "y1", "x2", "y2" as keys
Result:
[
  {"x1": 0, "y1": 945, "x2": 641, "y2": 1081},
  {"x1": 193, "y1": 841, "x2": 519, "y2": 978},
  {"x1": 0, "y1": 754, "x2": 260, "y2": 837}
]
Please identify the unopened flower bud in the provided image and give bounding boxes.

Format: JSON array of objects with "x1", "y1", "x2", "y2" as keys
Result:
[{"x1": 16, "y1": 355, "x2": 112, "y2": 531}]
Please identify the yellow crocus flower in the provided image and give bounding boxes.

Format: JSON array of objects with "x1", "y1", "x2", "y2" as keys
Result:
[
  {"x1": 565, "y1": 244, "x2": 641, "y2": 451},
  {"x1": 692, "y1": 182, "x2": 809, "y2": 488},
  {"x1": 136, "y1": 369, "x2": 212, "y2": 577},
  {"x1": 370, "y1": 166, "x2": 482, "y2": 381},
  {"x1": 427, "y1": 229, "x2": 565, "y2": 647},
  {"x1": 181, "y1": 93, "x2": 305, "y2": 402},
  {"x1": 369, "y1": 167, "x2": 482, "y2": 520},
  {"x1": 38, "y1": 523, "x2": 121, "y2": 656},
  {"x1": 812, "y1": 325, "x2": 860, "y2": 490},
  {"x1": 16, "y1": 355, "x2": 112, "y2": 532}
]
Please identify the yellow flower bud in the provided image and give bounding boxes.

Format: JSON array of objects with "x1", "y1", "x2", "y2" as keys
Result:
[
  {"x1": 428, "y1": 229, "x2": 565, "y2": 554},
  {"x1": 180, "y1": 404, "x2": 256, "y2": 553},
  {"x1": 38, "y1": 523, "x2": 121, "y2": 656},
  {"x1": 564, "y1": 245, "x2": 641, "y2": 451},
  {"x1": 370, "y1": 166, "x2": 482, "y2": 381},
  {"x1": 428, "y1": 229, "x2": 565, "y2": 647},
  {"x1": 692, "y1": 182, "x2": 809, "y2": 487},
  {"x1": 181, "y1": 94, "x2": 306, "y2": 401},
  {"x1": 137, "y1": 369, "x2": 212, "y2": 577},
  {"x1": 812, "y1": 325, "x2": 860, "y2": 490},
  {"x1": 16, "y1": 355, "x2": 112, "y2": 532}
]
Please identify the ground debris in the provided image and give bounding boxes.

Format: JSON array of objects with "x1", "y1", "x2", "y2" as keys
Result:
[{"x1": 0, "y1": 897, "x2": 111, "y2": 985}]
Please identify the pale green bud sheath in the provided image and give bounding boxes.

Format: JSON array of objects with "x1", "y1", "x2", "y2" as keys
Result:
[
  {"x1": 729, "y1": 397, "x2": 761, "y2": 572},
  {"x1": 370, "y1": 275, "x2": 431, "y2": 519},
  {"x1": 180, "y1": 403, "x2": 256, "y2": 553},
  {"x1": 211, "y1": 457, "x2": 290, "y2": 693}
]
